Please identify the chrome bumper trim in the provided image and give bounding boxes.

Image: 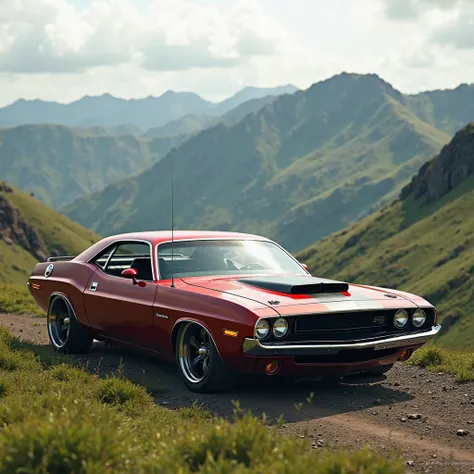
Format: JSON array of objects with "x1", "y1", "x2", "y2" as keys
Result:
[{"x1": 242, "y1": 325, "x2": 441, "y2": 356}]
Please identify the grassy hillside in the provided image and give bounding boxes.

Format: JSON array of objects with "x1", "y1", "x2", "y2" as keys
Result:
[
  {"x1": 0, "y1": 181, "x2": 98, "y2": 296},
  {"x1": 0, "y1": 124, "x2": 186, "y2": 208},
  {"x1": 297, "y1": 124, "x2": 474, "y2": 349},
  {"x1": 64, "y1": 73, "x2": 451, "y2": 252}
]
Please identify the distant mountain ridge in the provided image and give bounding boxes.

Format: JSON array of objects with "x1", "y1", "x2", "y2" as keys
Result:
[
  {"x1": 143, "y1": 95, "x2": 280, "y2": 139},
  {"x1": 296, "y1": 123, "x2": 474, "y2": 348},
  {"x1": 63, "y1": 72, "x2": 468, "y2": 253},
  {"x1": 0, "y1": 124, "x2": 188, "y2": 208},
  {"x1": 0, "y1": 85, "x2": 298, "y2": 131}
]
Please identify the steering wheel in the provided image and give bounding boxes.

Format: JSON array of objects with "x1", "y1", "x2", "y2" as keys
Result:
[{"x1": 243, "y1": 262, "x2": 265, "y2": 270}]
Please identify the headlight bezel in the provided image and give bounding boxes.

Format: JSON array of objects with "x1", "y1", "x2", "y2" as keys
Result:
[
  {"x1": 393, "y1": 309, "x2": 409, "y2": 329},
  {"x1": 255, "y1": 319, "x2": 271, "y2": 339},
  {"x1": 272, "y1": 317, "x2": 289, "y2": 338},
  {"x1": 412, "y1": 308, "x2": 427, "y2": 328}
]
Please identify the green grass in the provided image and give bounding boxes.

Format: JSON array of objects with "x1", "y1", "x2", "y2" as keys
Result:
[
  {"x1": 408, "y1": 345, "x2": 474, "y2": 382},
  {"x1": 0, "y1": 183, "x2": 100, "y2": 285},
  {"x1": 0, "y1": 325, "x2": 404, "y2": 473},
  {"x1": 0, "y1": 284, "x2": 44, "y2": 315}
]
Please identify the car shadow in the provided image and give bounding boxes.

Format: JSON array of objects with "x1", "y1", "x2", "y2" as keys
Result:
[
  {"x1": 14, "y1": 338, "x2": 414, "y2": 425},
  {"x1": 83, "y1": 341, "x2": 414, "y2": 424}
]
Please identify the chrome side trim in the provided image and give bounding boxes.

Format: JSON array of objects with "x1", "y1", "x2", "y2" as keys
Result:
[{"x1": 242, "y1": 325, "x2": 441, "y2": 356}]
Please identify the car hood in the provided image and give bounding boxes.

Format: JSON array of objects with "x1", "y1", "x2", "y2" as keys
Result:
[{"x1": 181, "y1": 274, "x2": 421, "y2": 315}]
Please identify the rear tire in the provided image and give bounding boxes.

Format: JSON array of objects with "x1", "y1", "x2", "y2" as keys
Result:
[
  {"x1": 48, "y1": 296, "x2": 93, "y2": 353},
  {"x1": 176, "y1": 322, "x2": 232, "y2": 393},
  {"x1": 362, "y1": 363, "x2": 394, "y2": 376}
]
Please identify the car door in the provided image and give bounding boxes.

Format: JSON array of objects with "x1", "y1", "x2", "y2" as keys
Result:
[{"x1": 83, "y1": 241, "x2": 158, "y2": 350}]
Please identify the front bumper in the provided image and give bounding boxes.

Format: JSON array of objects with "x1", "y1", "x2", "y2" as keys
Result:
[{"x1": 242, "y1": 324, "x2": 441, "y2": 356}]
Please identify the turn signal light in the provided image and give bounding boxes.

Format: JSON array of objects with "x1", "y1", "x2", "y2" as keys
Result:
[
  {"x1": 398, "y1": 349, "x2": 413, "y2": 361},
  {"x1": 265, "y1": 361, "x2": 280, "y2": 375},
  {"x1": 223, "y1": 329, "x2": 239, "y2": 338}
]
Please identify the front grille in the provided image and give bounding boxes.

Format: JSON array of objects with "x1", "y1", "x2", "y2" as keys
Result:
[
  {"x1": 286, "y1": 308, "x2": 436, "y2": 343},
  {"x1": 295, "y1": 310, "x2": 390, "y2": 333}
]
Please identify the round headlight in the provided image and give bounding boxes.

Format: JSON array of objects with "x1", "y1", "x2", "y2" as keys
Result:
[
  {"x1": 273, "y1": 318, "x2": 289, "y2": 338},
  {"x1": 394, "y1": 309, "x2": 409, "y2": 329},
  {"x1": 412, "y1": 309, "x2": 426, "y2": 328},
  {"x1": 255, "y1": 319, "x2": 270, "y2": 339}
]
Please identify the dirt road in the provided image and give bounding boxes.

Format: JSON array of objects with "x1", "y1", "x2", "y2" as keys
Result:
[{"x1": 2, "y1": 313, "x2": 474, "y2": 473}]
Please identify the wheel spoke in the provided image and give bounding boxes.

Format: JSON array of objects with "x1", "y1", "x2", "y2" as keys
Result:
[
  {"x1": 189, "y1": 336, "x2": 201, "y2": 349},
  {"x1": 192, "y1": 354, "x2": 205, "y2": 369},
  {"x1": 202, "y1": 357, "x2": 209, "y2": 374}
]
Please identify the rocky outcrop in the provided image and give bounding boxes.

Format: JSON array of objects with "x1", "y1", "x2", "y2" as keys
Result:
[
  {"x1": 401, "y1": 123, "x2": 474, "y2": 203},
  {"x1": 0, "y1": 191, "x2": 47, "y2": 261}
]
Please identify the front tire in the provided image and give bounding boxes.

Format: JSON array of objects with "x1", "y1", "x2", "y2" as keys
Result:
[
  {"x1": 176, "y1": 322, "x2": 231, "y2": 393},
  {"x1": 48, "y1": 296, "x2": 93, "y2": 353}
]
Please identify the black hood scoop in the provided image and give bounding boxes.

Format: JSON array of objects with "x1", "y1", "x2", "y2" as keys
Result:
[{"x1": 238, "y1": 276, "x2": 349, "y2": 295}]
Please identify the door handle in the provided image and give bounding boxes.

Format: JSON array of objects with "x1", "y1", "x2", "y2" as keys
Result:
[{"x1": 90, "y1": 282, "x2": 99, "y2": 291}]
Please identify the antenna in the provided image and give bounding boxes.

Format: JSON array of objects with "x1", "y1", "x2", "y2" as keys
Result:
[{"x1": 170, "y1": 156, "x2": 175, "y2": 288}]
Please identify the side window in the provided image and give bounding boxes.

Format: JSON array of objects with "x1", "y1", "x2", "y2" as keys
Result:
[
  {"x1": 104, "y1": 242, "x2": 154, "y2": 281},
  {"x1": 93, "y1": 246, "x2": 116, "y2": 270}
]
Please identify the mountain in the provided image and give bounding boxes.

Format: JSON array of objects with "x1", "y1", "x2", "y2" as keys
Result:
[
  {"x1": 143, "y1": 96, "x2": 280, "y2": 139},
  {"x1": 143, "y1": 114, "x2": 212, "y2": 139},
  {"x1": 63, "y1": 73, "x2": 453, "y2": 251},
  {"x1": 213, "y1": 85, "x2": 298, "y2": 115},
  {"x1": 0, "y1": 181, "x2": 99, "y2": 284},
  {"x1": 406, "y1": 84, "x2": 474, "y2": 135},
  {"x1": 0, "y1": 86, "x2": 299, "y2": 131},
  {"x1": 296, "y1": 124, "x2": 474, "y2": 349},
  {"x1": 0, "y1": 124, "x2": 187, "y2": 208}
]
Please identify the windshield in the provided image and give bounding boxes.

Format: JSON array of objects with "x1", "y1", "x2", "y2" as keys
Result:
[{"x1": 157, "y1": 240, "x2": 307, "y2": 279}]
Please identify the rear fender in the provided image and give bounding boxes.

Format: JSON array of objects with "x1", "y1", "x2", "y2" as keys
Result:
[{"x1": 29, "y1": 261, "x2": 98, "y2": 327}]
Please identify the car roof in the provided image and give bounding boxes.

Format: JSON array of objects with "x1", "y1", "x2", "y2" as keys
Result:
[
  {"x1": 75, "y1": 230, "x2": 270, "y2": 262},
  {"x1": 112, "y1": 230, "x2": 268, "y2": 245}
]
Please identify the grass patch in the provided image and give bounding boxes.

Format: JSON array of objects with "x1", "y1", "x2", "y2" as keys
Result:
[
  {"x1": 408, "y1": 345, "x2": 474, "y2": 382},
  {"x1": 0, "y1": 326, "x2": 404, "y2": 473},
  {"x1": 0, "y1": 284, "x2": 44, "y2": 315}
]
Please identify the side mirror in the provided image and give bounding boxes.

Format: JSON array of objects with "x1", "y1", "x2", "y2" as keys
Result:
[
  {"x1": 121, "y1": 268, "x2": 146, "y2": 287},
  {"x1": 300, "y1": 262, "x2": 309, "y2": 272}
]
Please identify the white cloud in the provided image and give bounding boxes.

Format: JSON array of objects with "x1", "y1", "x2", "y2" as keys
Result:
[
  {"x1": 382, "y1": 0, "x2": 463, "y2": 21},
  {"x1": 432, "y1": 3, "x2": 474, "y2": 50},
  {"x1": 0, "y1": 0, "x2": 473, "y2": 107},
  {"x1": 0, "y1": 0, "x2": 283, "y2": 74}
]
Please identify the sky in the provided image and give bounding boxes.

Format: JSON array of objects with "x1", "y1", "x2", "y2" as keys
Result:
[{"x1": 0, "y1": 0, "x2": 473, "y2": 106}]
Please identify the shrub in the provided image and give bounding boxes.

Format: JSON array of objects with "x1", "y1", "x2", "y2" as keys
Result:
[
  {"x1": 149, "y1": 415, "x2": 403, "y2": 473},
  {"x1": 95, "y1": 376, "x2": 152, "y2": 414},
  {"x1": 455, "y1": 368, "x2": 474, "y2": 383},
  {"x1": 412, "y1": 346, "x2": 444, "y2": 368},
  {"x1": 0, "y1": 400, "x2": 137, "y2": 474},
  {"x1": 49, "y1": 363, "x2": 92, "y2": 383}
]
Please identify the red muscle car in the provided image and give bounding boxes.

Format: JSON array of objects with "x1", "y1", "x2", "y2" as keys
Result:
[{"x1": 28, "y1": 231, "x2": 440, "y2": 392}]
